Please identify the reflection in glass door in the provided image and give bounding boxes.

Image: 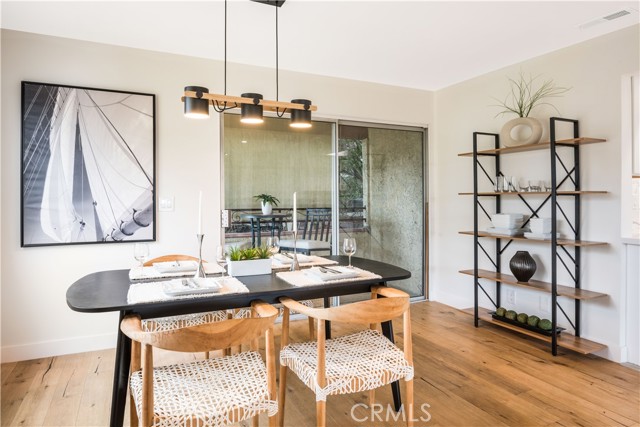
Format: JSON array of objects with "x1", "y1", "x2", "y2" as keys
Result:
[{"x1": 337, "y1": 123, "x2": 427, "y2": 298}]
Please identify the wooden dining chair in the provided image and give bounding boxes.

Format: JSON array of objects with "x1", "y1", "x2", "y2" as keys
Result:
[
  {"x1": 143, "y1": 254, "x2": 315, "y2": 351},
  {"x1": 142, "y1": 255, "x2": 231, "y2": 358},
  {"x1": 121, "y1": 300, "x2": 279, "y2": 427},
  {"x1": 277, "y1": 286, "x2": 414, "y2": 427}
]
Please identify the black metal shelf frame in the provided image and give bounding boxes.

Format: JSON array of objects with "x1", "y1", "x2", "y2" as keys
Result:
[{"x1": 471, "y1": 117, "x2": 584, "y2": 356}]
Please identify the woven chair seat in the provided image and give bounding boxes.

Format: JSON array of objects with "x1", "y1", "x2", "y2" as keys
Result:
[
  {"x1": 141, "y1": 311, "x2": 230, "y2": 332},
  {"x1": 130, "y1": 351, "x2": 277, "y2": 426},
  {"x1": 280, "y1": 329, "x2": 414, "y2": 402},
  {"x1": 234, "y1": 299, "x2": 316, "y2": 319}
]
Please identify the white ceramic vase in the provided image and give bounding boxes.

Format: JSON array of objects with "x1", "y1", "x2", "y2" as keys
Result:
[
  {"x1": 500, "y1": 117, "x2": 543, "y2": 147},
  {"x1": 261, "y1": 201, "x2": 273, "y2": 215}
]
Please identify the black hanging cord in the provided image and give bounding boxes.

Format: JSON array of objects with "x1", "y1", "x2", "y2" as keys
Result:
[
  {"x1": 213, "y1": 0, "x2": 236, "y2": 112},
  {"x1": 275, "y1": 6, "x2": 286, "y2": 117},
  {"x1": 224, "y1": 0, "x2": 228, "y2": 96}
]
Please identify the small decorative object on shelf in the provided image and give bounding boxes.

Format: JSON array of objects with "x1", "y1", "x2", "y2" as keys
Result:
[
  {"x1": 493, "y1": 71, "x2": 570, "y2": 147},
  {"x1": 509, "y1": 250, "x2": 537, "y2": 282},
  {"x1": 491, "y1": 308, "x2": 563, "y2": 336}
]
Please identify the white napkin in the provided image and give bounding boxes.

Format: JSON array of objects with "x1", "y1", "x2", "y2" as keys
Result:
[
  {"x1": 276, "y1": 267, "x2": 382, "y2": 287},
  {"x1": 272, "y1": 253, "x2": 312, "y2": 264},
  {"x1": 162, "y1": 278, "x2": 223, "y2": 296},
  {"x1": 129, "y1": 262, "x2": 226, "y2": 280},
  {"x1": 153, "y1": 260, "x2": 199, "y2": 273},
  {"x1": 127, "y1": 276, "x2": 249, "y2": 304},
  {"x1": 304, "y1": 266, "x2": 360, "y2": 281}
]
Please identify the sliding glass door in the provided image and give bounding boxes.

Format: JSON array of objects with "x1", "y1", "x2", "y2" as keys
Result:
[
  {"x1": 337, "y1": 123, "x2": 427, "y2": 298},
  {"x1": 222, "y1": 114, "x2": 427, "y2": 298}
]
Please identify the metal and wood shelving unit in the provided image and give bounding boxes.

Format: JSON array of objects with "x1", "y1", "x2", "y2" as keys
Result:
[{"x1": 458, "y1": 117, "x2": 608, "y2": 355}]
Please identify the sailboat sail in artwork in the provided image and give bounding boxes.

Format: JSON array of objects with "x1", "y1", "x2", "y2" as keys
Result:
[{"x1": 35, "y1": 85, "x2": 154, "y2": 243}]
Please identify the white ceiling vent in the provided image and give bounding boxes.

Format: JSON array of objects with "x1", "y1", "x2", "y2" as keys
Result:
[
  {"x1": 603, "y1": 10, "x2": 631, "y2": 20},
  {"x1": 579, "y1": 8, "x2": 636, "y2": 30}
]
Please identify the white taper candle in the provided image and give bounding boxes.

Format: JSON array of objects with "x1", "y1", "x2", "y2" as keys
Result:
[
  {"x1": 293, "y1": 192, "x2": 297, "y2": 232},
  {"x1": 198, "y1": 190, "x2": 203, "y2": 235}
]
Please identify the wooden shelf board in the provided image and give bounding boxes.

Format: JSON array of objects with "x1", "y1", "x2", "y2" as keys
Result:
[
  {"x1": 460, "y1": 307, "x2": 607, "y2": 355},
  {"x1": 458, "y1": 231, "x2": 608, "y2": 247},
  {"x1": 458, "y1": 191, "x2": 608, "y2": 196},
  {"x1": 458, "y1": 137, "x2": 606, "y2": 157},
  {"x1": 459, "y1": 268, "x2": 608, "y2": 300}
]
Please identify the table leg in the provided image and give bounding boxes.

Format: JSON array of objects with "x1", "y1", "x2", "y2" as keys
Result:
[
  {"x1": 381, "y1": 320, "x2": 402, "y2": 412},
  {"x1": 256, "y1": 218, "x2": 262, "y2": 248},
  {"x1": 323, "y1": 297, "x2": 331, "y2": 339},
  {"x1": 110, "y1": 311, "x2": 131, "y2": 427},
  {"x1": 250, "y1": 219, "x2": 256, "y2": 248}
]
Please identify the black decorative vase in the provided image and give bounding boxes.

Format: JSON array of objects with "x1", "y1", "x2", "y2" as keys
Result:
[{"x1": 509, "y1": 251, "x2": 537, "y2": 282}]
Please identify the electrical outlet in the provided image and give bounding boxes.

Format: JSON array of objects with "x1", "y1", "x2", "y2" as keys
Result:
[
  {"x1": 506, "y1": 289, "x2": 516, "y2": 306},
  {"x1": 540, "y1": 295, "x2": 551, "y2": 314},
  {"x1": 221, "y1": 209, "x2": 229, "y2": 228}
]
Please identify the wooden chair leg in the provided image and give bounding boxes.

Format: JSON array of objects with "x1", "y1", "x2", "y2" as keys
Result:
[
  {"x1": 278, "y1": 365, "x2": 288, "y2": 427},
  {"x1": 368, "y1": 388, "x2": 375, "y2": 406},
  {"x1": 406, "y1": 378, "x2": 414, "y2": 427},
  {"x1": 308, "y1": 317, "x2": 315, "y2": 339},
  {"x1": 129, "y1": 395, "x2": 139, "y2": 427},
  {"x1": 316, "y1": 400, "x2": 326, "y2": 427},
  {"x1": 252, "y1": 414, "x2": 259, "y2": 427}
]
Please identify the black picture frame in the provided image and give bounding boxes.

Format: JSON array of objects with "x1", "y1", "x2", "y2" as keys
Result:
[{"x1": 21, "y1": 81, "x2": 156, "y2": 247}]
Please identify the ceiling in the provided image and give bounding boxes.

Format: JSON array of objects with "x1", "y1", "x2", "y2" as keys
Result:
[{"x1": 1, "y1": 1, "x2": 638, "y2": 91}]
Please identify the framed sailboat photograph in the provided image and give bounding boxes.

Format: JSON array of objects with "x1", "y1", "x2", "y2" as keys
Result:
[{"x1": 21, "y1": 81, "x2": 156, "y2": 247}]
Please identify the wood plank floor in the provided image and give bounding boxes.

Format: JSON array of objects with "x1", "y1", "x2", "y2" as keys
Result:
[{"x1": 2, "y1": 301, "x2": 639, "y2": 426}]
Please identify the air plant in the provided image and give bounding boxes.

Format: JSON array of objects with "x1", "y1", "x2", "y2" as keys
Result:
[{"x1": 494, "y1": 71, "x2": 571, "y2": 118}]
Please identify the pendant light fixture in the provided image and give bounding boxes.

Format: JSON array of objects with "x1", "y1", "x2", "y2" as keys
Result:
[{"x1": 182, "y1": 0, "x2": 315, "y2": 127}]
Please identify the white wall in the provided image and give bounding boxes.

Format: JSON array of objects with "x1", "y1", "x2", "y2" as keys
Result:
[
  {"x1": 0, "y1": 30, "x2": 433, "y2": 362},
  {"x1": 432, "y1": 25, "x2": 640, "y2": 362}
]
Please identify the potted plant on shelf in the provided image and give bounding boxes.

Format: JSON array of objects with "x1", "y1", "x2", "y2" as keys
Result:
[
  {"x1": 493, "y1": 71, "x2": 570, "y2": 147},
  {"x1": 226, "y1": 246, "x2": 272, "y2": 277},
  {"x1": 254, "y1": 193, "x2": 280, "y2": 215}
]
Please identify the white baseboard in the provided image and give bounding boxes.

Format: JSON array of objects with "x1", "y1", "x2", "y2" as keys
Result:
[{"x1": 1, "y1": 333, "x2": 117, "y2": 363}]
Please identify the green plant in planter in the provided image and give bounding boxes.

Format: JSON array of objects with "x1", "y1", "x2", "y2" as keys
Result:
[
  {"x1": 254, "y1": 194, "x2": 280, "y2": 207},
  {"x1": 228, "y1": 246, "x2": 271, "y2": 261},
  {"x1": 493, "y1": 71, "x2": 571, "y2": 118}
]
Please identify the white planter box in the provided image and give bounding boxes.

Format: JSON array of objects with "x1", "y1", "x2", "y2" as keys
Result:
[{"x1": 227, "y1": 258, "x2": 272, "y2": 277}]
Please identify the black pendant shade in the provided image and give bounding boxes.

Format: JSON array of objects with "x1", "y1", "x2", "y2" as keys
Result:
[
  {"x1": 290, "y1": 99, "x2": 312, "y2": 128},
  {"x1": 183, "y1": 86, "x2": 210, "y2": 119},
  {"x1": 240, "y1": 93, "x2": 264, "y2": 124}
]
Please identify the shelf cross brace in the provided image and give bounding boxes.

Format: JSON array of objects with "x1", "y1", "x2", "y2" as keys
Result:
[
  {"x1": 555, "y1": 153, "x2": 577, "y2": 187},
  {"x1": 559, "y1": 246, "x2": 576, "y2": 264},
  {"x1": 557, "y1": 251, "x2": 577, "y2": 283},
  {"x1": 477, "y1": 282, "x2": 498, "y2": 308},
  {"x1": 556, "y1": 203, "x2": 577, "y2": 235},
  {"x1": 476, "y1": 201, "x2": 492, "y2": 221},
  {"x1": 476, "y1": 159, "x2": 497, "y2": 185},
  {"x1": 477, "y1": 242, "x2": 498, "y2": 269},
  {"x1": 557, "y1": 301, "x2": 576, "y2": 332}
]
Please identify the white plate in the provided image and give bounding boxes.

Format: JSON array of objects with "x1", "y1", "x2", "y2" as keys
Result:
[
  {"x1": 304, "y1": 266, "x2": 360, "y2": 281},
  {"x1": 162, "y1": 278, "x2": 222, "y2": 296},
  {"x1": 153, "y1": 261, "x2": 198, "y2": 273}
]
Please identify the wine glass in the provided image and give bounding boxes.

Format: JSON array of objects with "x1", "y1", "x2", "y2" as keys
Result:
[
  {"x1": 342, "y1": 238, "x2": 357, "y2": 268},
  {"x1": 133, "y1": 243, "x2": 149, "y2": 270},
  {"x1": 265, "y1": 236, "x2": 280, "y2": 256}
]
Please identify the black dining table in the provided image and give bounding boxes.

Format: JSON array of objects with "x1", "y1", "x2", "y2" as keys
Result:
[{"x1": 66, "y1": 256, "x2": 411, "y2": 427}]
